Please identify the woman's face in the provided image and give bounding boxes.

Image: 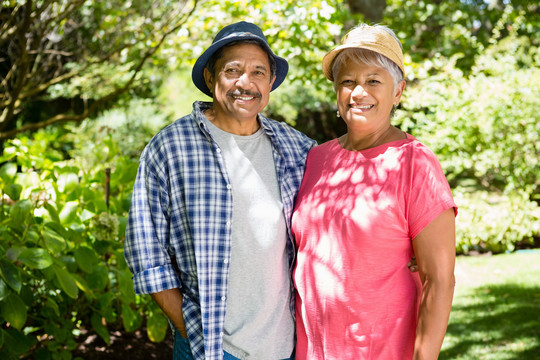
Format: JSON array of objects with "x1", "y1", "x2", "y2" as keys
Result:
[{"x1": 335, "y1": 57, "x2": 404, "y2": 134}]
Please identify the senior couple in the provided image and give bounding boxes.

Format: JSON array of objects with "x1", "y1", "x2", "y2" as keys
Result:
[{"x1": 124, "y1": 21, "x2": 457, "y2": 360}]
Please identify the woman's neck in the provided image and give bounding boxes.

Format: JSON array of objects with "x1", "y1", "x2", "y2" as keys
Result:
[{"x1": 339, "y1": 126, "x2": 405, "y2": 151}]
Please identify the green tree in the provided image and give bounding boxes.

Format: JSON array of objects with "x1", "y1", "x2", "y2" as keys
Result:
[{"x1": 0, "y1": 0, "x2": 198, "y2": 140}]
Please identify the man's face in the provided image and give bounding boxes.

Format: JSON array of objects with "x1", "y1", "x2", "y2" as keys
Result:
[{"x1": 204, "y1": 43, "x2": 276, "y2": 123}]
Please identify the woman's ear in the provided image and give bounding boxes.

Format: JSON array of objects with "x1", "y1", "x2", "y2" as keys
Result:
[{"x1": 394, "y1": 80, "x2": 406, "y2": 106}]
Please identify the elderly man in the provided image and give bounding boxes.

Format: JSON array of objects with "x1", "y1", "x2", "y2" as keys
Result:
[{"x1": 124, "y1": 21, "x2": 315, "y2": 360}]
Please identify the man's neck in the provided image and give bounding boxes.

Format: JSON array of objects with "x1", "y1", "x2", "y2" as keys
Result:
[{"x1": 204, "y1": 107, "x2": 260, "y2": 136}]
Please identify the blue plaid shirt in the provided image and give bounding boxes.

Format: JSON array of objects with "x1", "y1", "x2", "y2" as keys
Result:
[{"x1": 124, "y1": 101, "x2": 315, "y2": 360}]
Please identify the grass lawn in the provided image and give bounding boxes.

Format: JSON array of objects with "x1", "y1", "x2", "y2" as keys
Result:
[{"x1": 440, "y1": 251, "x2": 540, "y2": 360}]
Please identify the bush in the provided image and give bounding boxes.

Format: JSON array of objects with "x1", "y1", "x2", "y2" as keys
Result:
[
  {"x1": 453, "y1": 187, "x2": 540, "y2": 254},
  {"x1": 397, "y1": 35, "x2": 540, "y2": 196},
  {"x1": 394, "y1": 35, "x2": 540, "y2": 254},
  {"x1": 0, "y1": 107, "x2": 167, "y2": 359}
]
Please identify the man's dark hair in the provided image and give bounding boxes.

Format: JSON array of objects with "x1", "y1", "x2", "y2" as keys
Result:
[{"x1": 206, "y1": 40, "x2": 277, "y2": 80}]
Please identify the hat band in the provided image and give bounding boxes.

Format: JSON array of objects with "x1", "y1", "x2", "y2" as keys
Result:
[{"x1": 219, "y1": 31, "x2": 260, "y2": 42}]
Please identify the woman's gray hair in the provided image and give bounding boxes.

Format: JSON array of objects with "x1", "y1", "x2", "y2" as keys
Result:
[{"x1": 331, "y1": 25, "x2": 404, "y2": 90}]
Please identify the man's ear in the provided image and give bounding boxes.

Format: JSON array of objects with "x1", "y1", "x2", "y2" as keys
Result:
[
  {"x1": 203, "y1": 68, "x2": 214, "y2": 94},
  {"x1": 269, "y1": 75, "x2": 276, "y2": 88}
]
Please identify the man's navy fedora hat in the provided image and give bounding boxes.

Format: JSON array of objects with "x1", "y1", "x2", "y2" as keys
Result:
[{"x1": 192, "y1": 21, "x2": 289, "y2": 97}]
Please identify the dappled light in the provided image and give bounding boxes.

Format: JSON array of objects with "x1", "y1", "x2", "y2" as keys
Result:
[{"x1": 0, "y1": 0, "x2": 538, "y2": 358}]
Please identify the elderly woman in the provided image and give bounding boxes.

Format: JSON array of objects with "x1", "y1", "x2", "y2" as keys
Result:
[{"x1": 292, "y1": 24, "x2": 457, "y2": 360}]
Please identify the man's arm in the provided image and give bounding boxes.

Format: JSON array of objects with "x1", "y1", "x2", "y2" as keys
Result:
[
  {"x1": 412, "y1": 208, "x2": 456, "y2": 360},
  {"x1": 151, "y1": 288, "x2": 188, "y2": 338}
]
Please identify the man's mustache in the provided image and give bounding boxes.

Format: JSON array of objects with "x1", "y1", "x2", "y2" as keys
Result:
[{"x1": 227, "y1": 89, "x2": 262, "y2": 98}]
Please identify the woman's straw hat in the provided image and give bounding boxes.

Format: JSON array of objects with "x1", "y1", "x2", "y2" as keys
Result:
[{"x1": 322, "y1": 25, "x2": 405, "y2": 81}]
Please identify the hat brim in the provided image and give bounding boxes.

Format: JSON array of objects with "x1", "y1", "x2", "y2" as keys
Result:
[
  {"x1": 322, "y1": 42, "x2": 405, "y2": 81},
  {"x1": 192, "y1": 35, "x2": 288, "y2": 97}
]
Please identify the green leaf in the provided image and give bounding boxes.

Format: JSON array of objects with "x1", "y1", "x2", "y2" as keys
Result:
[
  {"x1": 19, "y1": 285, "x2": 33, "y2": 307},
  {"x1": 45, "y1": 203, "x2": 60, "y2": 223},
  {"x1": 59, "y1": 255, "x2": 77, "y2": 273},
  {"x1": 86, "y1": 264, "x2": 109, "y2": 291},
  {"x1": 44, "y1": 221, "x2": 68, "y2": 237},
  {"x1": 146, "y1": 311, "x2": 169, "y2": 342},
  {"x1": 71, "y1": 273, "x2": 93, "y2": 296},
  {"x1": 74, "y1": 246, "x2": 99, "y2": 274},
  {"x1": 0, "y1": 163, "x2": 17, "y2": 183},
  {"x1": 82, "y1": 188, "x2": 97, "y2": 202},
  {"x1": 9, "y1": 199, "x2": 32, "y2": 224},
  {"x1": 2, "y1": 328, "x2": 33, "y2": 356},
  {"x1": 118, "y1": 162, "x2": 139, "y2": 184},
  {"x1": 24, "y1": 228, "x2": 40, "y2": 244},
  {"x1": 121, "y1": 303, "x2": 142, "y2": 332},
  {"x1": 57, "y1": 172, "x2": 79, "y2": 193},
  {"x1": 1, "y1": 293, "x2": 27, "y2": 330},
  {"x1": 5, "y1": 247, "x2": 23, "y2": 261},
  {"x1": 41, "y1": 266, "x2": 56, "y2": 282},
  {"x1": 0, "y1": 278, "x2": 9, "y2": 301},
  {"x1": 80, "y1": 209, "x2": 96, "y2": 222},
  {"x1": 0, "y1": 258, "x2": 22, "y2": 293},
  {"x1": 4, "y1": 183, "x2": 23, "y2": 201},
  {"x1": 52, "y1": 264, "x2": 78, "y2": 299},
  {"x1": 58, "y1": 201, "x2": 79, "y2": 224},
  {"x1": 117, "y1": 267, "x2": 135, "y2": 304},
  {"x1": 45, "y1": 297, "x2": 60, "y2": 317},
  {"x1": 43, "y1": 227, "x2": 67, "y2": 254},
  {"x1": 96, "y1": 292, "x2": 114, "y2": 310},
  {"x1": 18, "y1": 247, "x2": 53, "y2": 269},
  {"x1": 91, "y1": 313, "x2": 110, "y2": 345}
]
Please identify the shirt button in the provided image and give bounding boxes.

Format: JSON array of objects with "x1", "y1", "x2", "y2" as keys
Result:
[
  {"x1": 226, "y1": 221, "x2": 231, "y2": 227},
  {"x1": 226, "y1": 184, "x2": 232, "y2": 189},
  {"x1": 224, "y1": 259, "x2": 229, "y2": 264},
  {"x1": 221, "y1": 296, "x2": 226, "y2": 301},
  {"x1": 216, "y1": 148, "x2": 221, "y2": 153}
]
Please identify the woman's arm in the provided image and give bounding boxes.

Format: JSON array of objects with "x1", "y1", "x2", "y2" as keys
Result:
[{"x1": 412, "y1": 208, "x2": 456, "y2": 360}]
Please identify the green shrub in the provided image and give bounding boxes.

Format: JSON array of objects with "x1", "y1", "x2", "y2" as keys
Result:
[
  {"x1": 0, "y1": 120, "x2": 167, "y2": 359},
  {"x1": 393, "y1": 35, "x2": 540, "y2": 254},
  {"x1": 453, "y1": 187, "x2": 540, "y2": 254},
  {"x1": 397, "y1": 35, "x2": 540, "y2": 196}
]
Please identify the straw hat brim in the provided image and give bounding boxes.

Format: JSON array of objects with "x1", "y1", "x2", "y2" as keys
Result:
[{"x1": 322, "y1": 39, "x2": 405, "y2": 81}]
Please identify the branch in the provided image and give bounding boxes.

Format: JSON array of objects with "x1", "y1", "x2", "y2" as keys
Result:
[
  {"x1": 0, "y1": 3, "x2": 22, "y2": 45},
  {"x1": 2, "y1": 0, "x2": 188, "y2": 108},
  {"x1": 0, "y1": 0, "x2": 200, "y2": 140},
  {"x1": 0, "y1": 0, "x2": 33, "y2": 132}
]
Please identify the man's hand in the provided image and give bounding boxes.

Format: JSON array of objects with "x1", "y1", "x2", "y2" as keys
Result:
[{"x1": 408, "y1": 256, "x2": 418, "y2": 272}]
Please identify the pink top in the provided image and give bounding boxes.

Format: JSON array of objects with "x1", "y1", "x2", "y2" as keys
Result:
[{"x1": 292, "y1": 135, "x2": 456, "y2": 360}]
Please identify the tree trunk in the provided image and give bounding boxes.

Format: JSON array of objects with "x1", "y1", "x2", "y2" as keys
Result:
[{"x1": 346, "y1": 0, "x2": 387, "y2": 23}]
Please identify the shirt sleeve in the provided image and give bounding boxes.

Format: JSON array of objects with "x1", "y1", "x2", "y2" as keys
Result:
[
  {"x1": 124, "y1": 145, "x2": 182, "y2": 294},
  {"x1": 407, "y1": 144, "x2": 457, "y2": 240}
]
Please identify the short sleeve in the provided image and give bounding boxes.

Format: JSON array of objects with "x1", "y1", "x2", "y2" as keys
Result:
[{"x1": 407, "y1": 143, "x2": 457, "y2": 240}]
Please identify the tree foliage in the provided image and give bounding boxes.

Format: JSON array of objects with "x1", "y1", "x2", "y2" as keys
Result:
[
  {"x1": 0, "y1": 0, "x2": 539, "y2": 357},
  {"x1": 0, "y1": 0, "x2": 198, "y2": 140},
  {"x1": 385, "y1": 0, "x2": 539, "y2": 74}
]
